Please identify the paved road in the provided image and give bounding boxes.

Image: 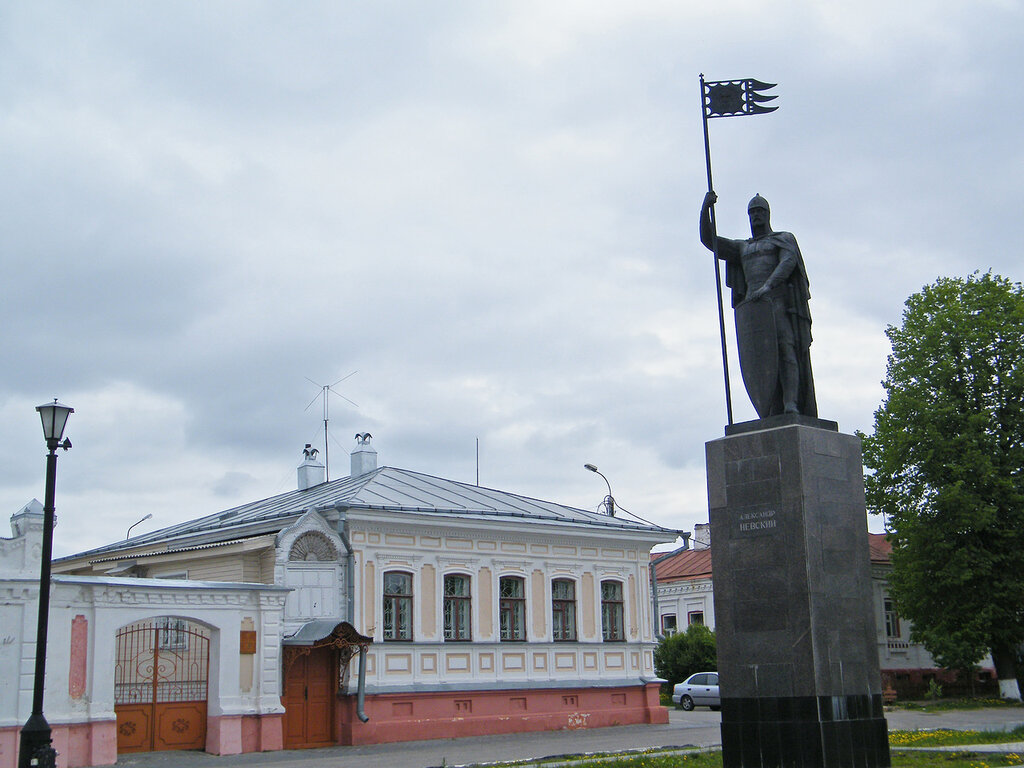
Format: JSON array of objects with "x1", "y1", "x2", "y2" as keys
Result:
[{"x1": 116, "y1": 707, "x2": 1024, "y2": 768}]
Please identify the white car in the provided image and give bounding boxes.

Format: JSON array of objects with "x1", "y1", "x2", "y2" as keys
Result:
[{"x1": 671, "y1": 671, "x2": 720, "y2": 711}]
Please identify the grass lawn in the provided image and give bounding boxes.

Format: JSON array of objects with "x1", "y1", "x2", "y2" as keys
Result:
[
  {"x1": 890, "y1": 725, "x2": 1024, "y2": 747},
  {"x1": 479, "y1": 737, "x2": 1024, "y2": 768},
  {"x1": 480, "y1": 753, "x2": 1024, "y2": 767},
  {"x1": 894, "y1": 698, "x2": 1024, "y2": 712}
]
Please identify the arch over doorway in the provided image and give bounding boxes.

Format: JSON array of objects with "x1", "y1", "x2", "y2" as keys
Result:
[{"x1": 114, "y1": 617, "x2": 211, "y2": 754}]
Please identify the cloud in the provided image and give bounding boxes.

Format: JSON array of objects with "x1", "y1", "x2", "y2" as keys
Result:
[{"x1": 2, "y1": 1, "x2": 1020, "y2": 555}]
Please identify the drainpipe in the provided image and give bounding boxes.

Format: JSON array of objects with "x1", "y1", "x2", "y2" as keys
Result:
[
  {"x1": 335, "y1": 510, "x2": 369, "y2": 722},
  {"x1": 356, "y1": 645, "x2": 369, "y2": 722},
  {"x1": 649, "y1": 559, "x2": 663, "y2": 641},
  {"x1": 336, "y1": 521, "x2": 356, "y2": 625}
]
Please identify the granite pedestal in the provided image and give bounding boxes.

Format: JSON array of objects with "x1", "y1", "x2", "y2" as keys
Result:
[{"x1": 706, "y1": 415, "x2": 890, "y2": 768}]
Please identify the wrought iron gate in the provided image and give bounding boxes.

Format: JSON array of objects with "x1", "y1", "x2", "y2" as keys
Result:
[{"x1": 114, "y1": 618, "x2": 211, "y2": 753}]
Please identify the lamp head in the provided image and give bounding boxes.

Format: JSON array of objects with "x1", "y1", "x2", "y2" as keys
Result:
[
  {"x1": 36, "y1": 399, "x2": 74, "y2": 445},
  {"x1": 584, "y1": 463, "x2": 598, "y2": 473}
]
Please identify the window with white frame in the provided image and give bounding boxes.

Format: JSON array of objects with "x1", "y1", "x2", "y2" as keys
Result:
[
  {"x1": 687, "y1": 610, "x2": 704, "y2": 626},
  {"x1": 551, "y1": 579, "x2": 577, "y2": 641},
  {"x1": 443, "y1": 574, "x2": 472, "y2": 641},
  {"x1": 600, "y1": 580, "x2": 624, "y2": 642},
  {"x1": 661, "y1": 614, "x2": 678, "y2": 635},
  {"x1": 383, "y1": 571, "x2": 413, "y2": 641},
  {"x1": 499, "y1": 576, "x2": 526, "y2": 641}
]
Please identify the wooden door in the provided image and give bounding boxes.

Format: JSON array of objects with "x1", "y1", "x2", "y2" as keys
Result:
[{"x1": 283, "y1": 647, "x2": 335, "y2": 748}]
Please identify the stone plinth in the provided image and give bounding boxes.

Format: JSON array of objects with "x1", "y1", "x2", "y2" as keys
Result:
[{"x1": 706, "y1": 420, "x2": 890, "y2": 768}]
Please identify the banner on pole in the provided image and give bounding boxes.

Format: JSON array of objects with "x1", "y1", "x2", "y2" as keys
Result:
[{"x1": 702, "y1": 78, "x2": 778, "y2": 119}]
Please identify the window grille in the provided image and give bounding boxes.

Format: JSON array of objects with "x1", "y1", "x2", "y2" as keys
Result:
[
  {"x1": 551, "y1": 579, "x2": 577, "y2": 641},
  {"x1": 499, "y1": 576, "x2": 526, "y2": 641}
]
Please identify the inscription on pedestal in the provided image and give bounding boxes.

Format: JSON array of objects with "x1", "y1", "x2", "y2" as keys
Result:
[{"x1": 735, "y1": 508, "x2": 777, "y2": 534}]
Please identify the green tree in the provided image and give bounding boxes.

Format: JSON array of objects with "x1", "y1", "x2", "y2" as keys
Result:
[
  {"x1": 861, "y1": 272, "x2": 1024, "y2": 700},
  {"x1": 653, "y1": 623, "x2": 717, "y2": 688}
]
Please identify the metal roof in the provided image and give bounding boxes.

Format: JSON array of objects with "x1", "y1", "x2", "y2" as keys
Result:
[{"x1": 59, "y1": 466, "x2": 675, "y2": 563}]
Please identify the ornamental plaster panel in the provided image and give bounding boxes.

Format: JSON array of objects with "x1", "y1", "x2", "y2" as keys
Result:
[
  {"x1": 659, "y1": 582, "x2": 712, "y2": 596},
  {"x1": 492, "y1": 560, "x2": 531, "y2": 572},
  {"x1": 435, "y1": 556, "x2": 481, "y2": 569},
  {"x1": 374, "y1": 553, "x2": 423, "y2": 565},
  {"x1": 543, "y1": 562, "x2": 581, "y2": 576}
]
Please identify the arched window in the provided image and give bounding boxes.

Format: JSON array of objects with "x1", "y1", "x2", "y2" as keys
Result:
[
  {"x1": 499, "y1": 576, "x2": 526, "y2": 641},
  {"x1": 443, "y1": 574, "x2": 472, "y2": 641},
  {"x1": 383, "y1": 571, "x2": 413, "y2": 641},
  {"x1": 601, "y1": 579, "x2": 624, "y2": 642},
  {"x1": 551, "y1": 578, "x2": 577, "y2": 641}
]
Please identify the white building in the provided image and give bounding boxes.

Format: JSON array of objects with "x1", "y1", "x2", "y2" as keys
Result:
[{"x1": 50, "y1": 436, "x2": 674, "y2": 759}]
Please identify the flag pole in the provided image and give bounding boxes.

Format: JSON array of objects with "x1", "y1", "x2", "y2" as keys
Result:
[{"x1": 700, "y1": 73, "x2": 734, "y2": 426}]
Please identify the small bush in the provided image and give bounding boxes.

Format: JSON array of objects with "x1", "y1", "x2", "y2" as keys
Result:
[{"x1": 653, "y1": 623, "x2": 716, "y2": 689}]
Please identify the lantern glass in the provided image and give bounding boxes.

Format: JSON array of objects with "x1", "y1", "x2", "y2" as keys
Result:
[{"x1": 36, "y1": 400, "x2": 74, "y2": 443}]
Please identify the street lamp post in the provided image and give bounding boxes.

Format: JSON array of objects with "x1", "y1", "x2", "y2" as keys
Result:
[
  {"x1": 19, "y1": 400, "x2": 73, "y2": 768},
  {"x1": 126, "y1": 513, "x2": 153, "y2": 540},
  {"x1": 583, "y1": 463, "x2": 615, "y2": 516}
]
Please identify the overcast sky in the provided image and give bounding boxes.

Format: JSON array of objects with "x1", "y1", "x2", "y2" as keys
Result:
[{"x1": 2, "y1": 2, "x2": 1021, "y2": 559}]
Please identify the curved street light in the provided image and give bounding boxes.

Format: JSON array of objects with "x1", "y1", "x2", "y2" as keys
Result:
[
  {"x1": 583, "y1": 463, "x2": 615, "y2": 516},
  {"x1": 20, "y1": 400, "x2": 73, "y2": 768},
  {"x1": 126, "y1": 513, "x2": 153, "y2": 540}
]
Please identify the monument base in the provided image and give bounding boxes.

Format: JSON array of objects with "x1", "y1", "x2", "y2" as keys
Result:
[{"x1": 706, "y1": 420, "x2": 890, "y2": 768}]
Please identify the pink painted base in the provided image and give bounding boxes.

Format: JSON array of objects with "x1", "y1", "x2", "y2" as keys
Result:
[
  {"x1": 207, "y1": 713, "x2": 284, "y2": 755},
  {"x1": 337, "y1": 683, "x2": 668, "y2": 746},
  {"x1": 242, "y1": 713, "x2": 284, "y2": 753},
  {"x1": 0, "y1": 721, "x2": 117, "y2": 768}
]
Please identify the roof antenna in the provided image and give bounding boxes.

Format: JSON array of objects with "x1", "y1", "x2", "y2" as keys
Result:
[{"x1": 305, "y1": 371, "x2": 358, "y2": 481}]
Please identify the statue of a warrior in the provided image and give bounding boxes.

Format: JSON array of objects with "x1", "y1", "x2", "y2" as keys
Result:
[{"x1": 700, "y1": 191, "x2": 817, "y2": 418}]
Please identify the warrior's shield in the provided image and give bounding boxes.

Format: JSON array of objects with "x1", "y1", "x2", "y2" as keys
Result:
[{"x1": 735, "y1": 297, "x2": 779, "y2": 419}]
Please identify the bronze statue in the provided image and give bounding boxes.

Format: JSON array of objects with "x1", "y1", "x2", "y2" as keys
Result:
[{"x1": 700, "y1": 191, "x2": 817, "y2": 418}]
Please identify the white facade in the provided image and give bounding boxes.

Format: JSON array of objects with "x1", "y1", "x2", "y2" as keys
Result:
[
  {"x1": 657, "y1": 576, "x2": 714, "y2": 636},
  {"x1": 0, "y1": 503, "x2": 288, "y2": 768},
  {"x1": 344, "y1": 508, "x2": 660, "y2": 693}
]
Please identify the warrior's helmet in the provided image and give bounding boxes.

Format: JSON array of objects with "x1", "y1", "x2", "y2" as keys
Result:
[{"x1": 747, "y1": 193, "x2": 770, "y2": 214}]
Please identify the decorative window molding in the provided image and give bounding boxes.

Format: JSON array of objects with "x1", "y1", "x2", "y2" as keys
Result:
[
  {"x1": 544, "y1": 562, "x2": 581, "y2": 576},
  {"x1": 375, "y1": 552, "x2": 423, "y2": 565},
  {"x1": 436, "y1": 556, "x2": 480, "y2": 569},
  {"x1": 595, "y1": 565, "x2": 630, "y2": 577},
  {"x1": 493, "y1": 560, "x2": 530, "y2": 572}
]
